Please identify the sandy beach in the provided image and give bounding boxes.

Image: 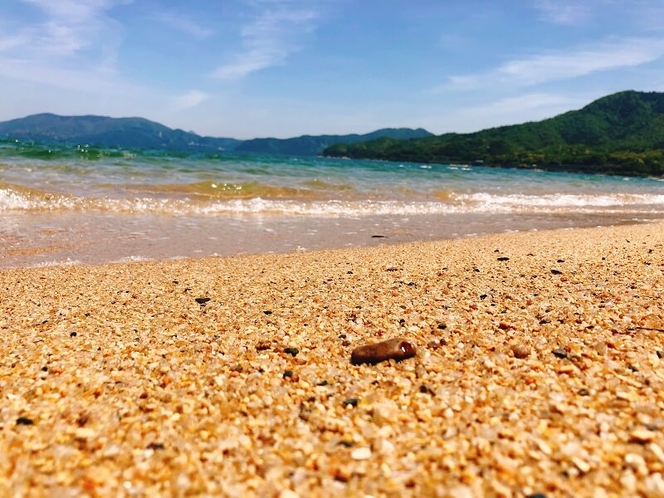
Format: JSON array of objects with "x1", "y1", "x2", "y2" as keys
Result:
[{"x1": 1, "y1": 222, "x2": 664, "y2": 497}]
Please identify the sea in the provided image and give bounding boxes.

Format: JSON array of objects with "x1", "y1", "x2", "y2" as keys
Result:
[{"x1": 1, "y1": 139, "x2": 663, "y2": 268}]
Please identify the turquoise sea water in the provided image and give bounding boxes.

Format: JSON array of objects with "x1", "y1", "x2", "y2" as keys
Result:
[{"x1": 1, "y1": 139, "x2": 663, "y2": 267}]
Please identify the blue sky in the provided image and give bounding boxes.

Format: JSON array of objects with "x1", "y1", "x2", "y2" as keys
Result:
[{"x1": 1, "y1": 0, "x2": 664, "y2": 139}]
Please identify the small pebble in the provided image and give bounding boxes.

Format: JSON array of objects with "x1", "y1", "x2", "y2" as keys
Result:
[
  {"x1": 195, "y1": 297, "x2": 210, "y2": 305},
  {"x1": 511, "y1": 344, "x2": 531, "y2": 359},
  {"x1": 350, "y1": 337, "x2": 416, "y2": 365},
  {"x1": 16, "y1": 417, "x2": 34, "y2": 426},
  {"x1": 552, "y1": 348, "x2": 568, "y2": 359},
  {"x1": 351, "y1": 447, "x2": 372, "y2": 460},
  {"x1": 550, "y1": 269, "x2": 563, "y2": 275},
  {"x1": 630, "y1": 429, "x2": 656, "y2": 444},
  {"x1": 343, "y1": 398, "x2": 359, "y2": 407},
  {"x1": 255, "y1": 341, "x2": 271, "y2": 351},
  {"x1": 284, "y1": 347, "x2": 299, "y2": 357}
]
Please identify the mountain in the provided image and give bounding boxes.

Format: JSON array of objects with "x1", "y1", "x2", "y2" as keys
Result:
[
  {"x1": 0, "y1": 113, "x2": 242, "y2": 152},
  {"x1": 323, "y1": 91, "x2": 664, "y2": 177},
  {"x1": 235, "y1": 128, "x2": 433, "y2": 155},
  {"x1": 0, "y1": 113, "x2": 432, "y2": 156}
]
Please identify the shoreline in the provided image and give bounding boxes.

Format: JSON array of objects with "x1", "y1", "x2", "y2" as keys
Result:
[
  {"x1": 2, "y1": 222, "x2": 664, "y2": 496},
  {"x1": 3, "y1": 209, "x2": 663, "y2": 269}
]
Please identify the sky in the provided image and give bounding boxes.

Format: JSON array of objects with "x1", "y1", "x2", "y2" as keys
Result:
[{"x1": 1, "y1": 0, "x2": 664, "y2": 139}]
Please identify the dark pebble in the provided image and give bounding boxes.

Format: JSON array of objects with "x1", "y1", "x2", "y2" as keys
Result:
[
  {"x1": 343, "y1": 398, "x2": 359, "y2": 407},
  {"x1": 70, "y1": 331, "x2": 77, "y2": 337},
  {"x1": 657, "y1": 351, "x2": 664, "y2": 359},
  {"x1": 436, "y1": 322, "x2": 447, "y2": 330},
  {"x1": 557, "y1": 259, "x2": 565, "y2": 263},
  {"x1": 146, "y1": 442, "x2": 165, "y2": 450},
  {"x1": 263, "y1": 310, "x2": 273, "y2": 315},
  {"x1": 479, "y1": 294, "x2": 488, "y2": 300},
  {"x1": 255, "y1": 341, "x2": 271, "y2": 351},
  {"x1": 195, "y1": 297, "x2": 210, "y2": 305},
  {"x1": 350, "y1": 338, "x2": 417, "y2": 365},
  {"x1": 316, "y1": 380, "x2": 328, "y2": 386},
  {"x1": 552, "y1": 348, "x2": 568, "y2": 359},
  {"x1": 527, "y1": 494, "x2": 548, "y2": 498},
  {"x1": 16, "y1": 416, "x2": 34, "y2": 426},
  {"x1": 284, "y1": 347, "x2": 299, "y2": 357},
  {"x1": 283, "y1": 370, "x2": 294, "y2": 379},
  {"x1": 578, "y1": 388, "x2": 590, "y2": 396},
  {"x1": 339, "y1": 440, "x2": 354, "y2": 447},
  {"x1": 41, "y1": 366, "x2": 48, "y2": 372},
  {"x1": 497, "y1": 257, "x2": 510, "y2": 261},
  {"x1": 371, "y1": 235, "x2": 387, "y2": 238},
  {"x1": 550, "y1": 269, "x2": 563, "y2": 275}
]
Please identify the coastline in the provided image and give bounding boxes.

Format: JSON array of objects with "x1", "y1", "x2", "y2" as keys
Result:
[
  {"x1": 2, "y1": 222, "x2": 664, "y2": 496},
  {"x1": 3, "y1": 209, "x2": 664, "y2": 269}
]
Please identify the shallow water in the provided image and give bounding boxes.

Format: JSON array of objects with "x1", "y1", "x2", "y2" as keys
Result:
[{"x1": 1, "y1": 139, "x2": 663, "y2": 267}]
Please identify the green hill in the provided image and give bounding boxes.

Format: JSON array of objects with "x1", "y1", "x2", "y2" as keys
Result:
[
  {"x1": 235, "y1": 128, "x2": 433, "y2": 155},
  {"x1": 323, "y1": 91, "x2": 664, "y2": 177},
  {"x1": 0, "y1": 113, "x2": 242, "y2": 152},
  {"x1": 0, "y1": 113, "x2": 432, "y2": 156}
]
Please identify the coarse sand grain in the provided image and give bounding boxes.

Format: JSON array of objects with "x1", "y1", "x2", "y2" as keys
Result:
[{"x1": 1, "y1": 223, "x2": 664, "y2": 497}]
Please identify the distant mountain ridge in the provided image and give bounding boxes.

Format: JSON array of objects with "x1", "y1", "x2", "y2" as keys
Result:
[
  {"x1": 0, "y1": 113, "x2": 432, "y2": 156},
  {"x1": 234, "y1": 128, "x2": 432, "y2": 156},
  {"x1": 324, "y1": 90, "x2": 664, "y2": 177}
]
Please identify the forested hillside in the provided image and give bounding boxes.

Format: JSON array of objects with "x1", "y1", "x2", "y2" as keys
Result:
[{"x1": 324, "y1": 91, "x2": 664, "y2": 176}]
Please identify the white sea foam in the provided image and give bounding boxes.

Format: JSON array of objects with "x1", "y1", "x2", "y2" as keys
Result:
[
  {"x1": 457, "y1": 192, "x2": 664, "y2": 209},
  {"x1": 2, "y1": 187, "x2": 664, "y2": 217}
]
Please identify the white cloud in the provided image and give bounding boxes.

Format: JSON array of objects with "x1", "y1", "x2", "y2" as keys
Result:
[
  {"x1": 171, "y1": 90, "x2": 210, "y2": 111},
  {"x1": 533, "y1": 0, "x2": 592, "y2": 25},
  {"x1": 0, "y1": 56, "x2": 138, "y2": 95},
  {"x1": 16, "y1": 0, "x2": 129, "y2": 58},
  {"x1": 212, "y1": 0, "x2": 320, "y2": 80},
  {"x1": 457, "y1": 93, "x2": 583, "y2": 123},
  {"x1": 444, "y1": 37, "x2": 664, "y2": 90},
  {"x1": 158, "y1": 12, "x2": 214, "y2": 39}
]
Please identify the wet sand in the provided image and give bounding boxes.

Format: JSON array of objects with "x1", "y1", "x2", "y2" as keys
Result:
[{"x1": 1, "y1": 222, "x2": 664, "y2": 496}]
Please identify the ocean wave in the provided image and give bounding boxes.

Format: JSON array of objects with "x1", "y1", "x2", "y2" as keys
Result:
[
  {"x1": 3, "y1": 186, "x2": 664, "y2": 217},
  {"x1": 458, "y1": 192, "x2": 664, "y2": 208}
]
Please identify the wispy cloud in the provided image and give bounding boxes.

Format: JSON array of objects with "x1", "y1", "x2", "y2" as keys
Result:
[
  {"x1": 0, "y1": 56, "x2": 137, "y2": 95},
  {"x1": 14, "y1": 0, "x2": 128, "y2": 58},
  {"x1": 533, "y1": 0, "x2": 592, "y2": 26},
  {"x1": 171, "y1": 90, "x2": 210, "y2": 111},
  {"x1": 444, "y1": 37, "x2": 664, "y2": 90},
  {"x1": 212, "y1": 0, "x2": 321, "y2": 80},
  {"x1": 0, "y1": 0, "x2": 129, "y2": 97},
  {"x1": 158, "y1": 11, "x2": 214, "y2": 39},
  {"x1": 437, "y1": 93, "x2": 588, "y2": 134}
]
